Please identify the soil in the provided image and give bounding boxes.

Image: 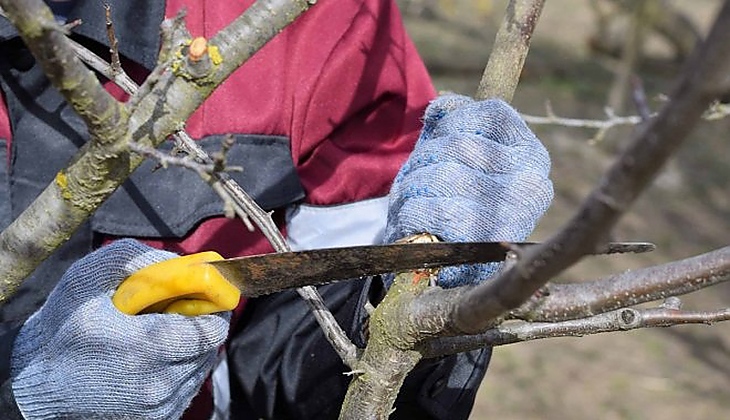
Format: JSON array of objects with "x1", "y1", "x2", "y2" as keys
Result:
[{"x1": 400, "y1": 1, "x2": 730, "y2": 419}]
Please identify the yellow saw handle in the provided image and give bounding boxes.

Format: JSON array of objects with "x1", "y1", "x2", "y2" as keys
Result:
[{"x1": 112, "y1": 251, "x2": 241, "y2": 316}]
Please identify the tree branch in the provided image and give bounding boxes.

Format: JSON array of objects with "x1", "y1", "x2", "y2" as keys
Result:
[
  {"x1": 476, "y1": 0, "x2": 545, "y2": 101},
  {"x1": 449, "y1": 0, "x2": 730, "y2": 335},
  {"x1": 0, "y1": 0, "x2": 124, "y2": 141},
  {"x1": 522, "y1": 105, "x2": 643, "y2": 129},
  {"x1": 341, "y1": 270, "x2": 433, "y2": 418},
  {"x1": 510, "y1": 245, "x2": 730, "y2": 322},
  {"x1": 127, "y1": 142, "x2": 242, "y2": 175},
  {"x1": 421, "y1": 303, "x2": 730, "y2": 357},
  {"x1": 0, "y1": 0, "x2": 128, "y2": 302},
  {"x1": 103, "y1": 3, "x2": 122, "y2": 75},
  {"x1": 519, "y1": 100, "x2": 730, "y2": 143}
]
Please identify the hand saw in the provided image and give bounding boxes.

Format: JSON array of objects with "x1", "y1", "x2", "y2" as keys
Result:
[{"x1": 112, "y1": 241, "x2": 654, "y2": 316}]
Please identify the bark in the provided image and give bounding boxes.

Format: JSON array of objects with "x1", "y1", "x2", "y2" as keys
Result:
[
  {"x1": 476, "y1": 0, "x2": 545, "y2": 101},
  {"x1": 340, "y1": 271, "x2": 432, "y2": 419}
]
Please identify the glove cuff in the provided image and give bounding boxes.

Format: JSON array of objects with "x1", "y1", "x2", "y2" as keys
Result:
[{"x1": 11, "y1": 311, "x2": 65, "y2": 419}]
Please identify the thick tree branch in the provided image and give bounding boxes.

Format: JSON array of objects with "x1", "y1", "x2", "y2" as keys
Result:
[
  {"x1": 341, "y1": 270, "x2": 434, "y2": 419},
  {"x1": 0, "y1": 0, "x2": 124, "y2": 141},
  {"x1": 0, "y1": 0, "x2": 128, "y2": 302},
  {"x1": 449, "y1": 0, "x2": 730, "y2": 335}
]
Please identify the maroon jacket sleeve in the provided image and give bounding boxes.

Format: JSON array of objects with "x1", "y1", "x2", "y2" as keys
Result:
[{"x1": 286, "y1": 0, "x2": 437, "y2": 205}]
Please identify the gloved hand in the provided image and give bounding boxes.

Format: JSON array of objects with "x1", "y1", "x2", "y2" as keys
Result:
[
  {"x1": 11, "y1": 239, "x2": 230, "y2": 420},
  {"x1": 385, "y1": 94, "x2": 553, "y2": 287}
]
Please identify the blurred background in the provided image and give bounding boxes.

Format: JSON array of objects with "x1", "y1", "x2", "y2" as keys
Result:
[{"x1": 396, "y1": 0, "x2": 730, "y2": 418}]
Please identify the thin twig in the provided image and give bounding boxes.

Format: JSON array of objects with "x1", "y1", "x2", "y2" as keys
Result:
[
  {"x1": 421, "y1": 304, "x2": 730, "y2": 357},
  {"x1": 607, "y1": 0, "x2": 647, "y2": 112},
  {"x1": 521, "y1": 109, "x2": 643, "y2": 129},
  {"x1": 103, "y1": 3, "x2": 122, "y2": 75},
  {"x1": 519, "y1": 99, "x2": 730, "y2": 142},
  {"x1": 630, "y1": 75, "x2": 652, "y2": 121},
  {"x1": 172, "y1": 132, "x2": 358, "y2": 366},
  {"x1": 127, "y1": 142, "x2": 242, "y2": 175}
]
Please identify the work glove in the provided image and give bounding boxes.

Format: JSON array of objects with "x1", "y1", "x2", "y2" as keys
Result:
[
  {"x1": 10, "y1": 239, "x2": 230, "y2": 420},
  {"x1": 385, "y1": 94, "x2": 553, "y2": 287}
]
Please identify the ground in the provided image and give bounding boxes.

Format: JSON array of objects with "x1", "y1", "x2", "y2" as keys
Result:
[{"x1": 400, "y1": 1, "x2": 730, "y2": 418}]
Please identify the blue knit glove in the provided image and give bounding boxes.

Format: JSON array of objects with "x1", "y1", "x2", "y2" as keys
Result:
[
  {"x1": 385, "y1": 95, "x2": 553, "y2": 287},
  {"x1": 11, "y1": 239, "x2": 230, "y2": 420}
]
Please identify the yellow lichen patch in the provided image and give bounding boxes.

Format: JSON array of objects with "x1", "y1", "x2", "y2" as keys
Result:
[
  {"x1": 208, "y1": 45, "x2": 223, "y2": 65},
  {"x1": 55, "y1": 171, "x2": 73, "y2": 200}
]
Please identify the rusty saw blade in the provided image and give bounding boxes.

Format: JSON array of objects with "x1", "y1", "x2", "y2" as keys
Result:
[{"x1": 206, "y1": 241, "x2": 655, "y2": 297}]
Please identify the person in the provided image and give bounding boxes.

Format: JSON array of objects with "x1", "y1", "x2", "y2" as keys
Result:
[{"x1": 0, "y1": 0, "x2": 553, "y2": 419}]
